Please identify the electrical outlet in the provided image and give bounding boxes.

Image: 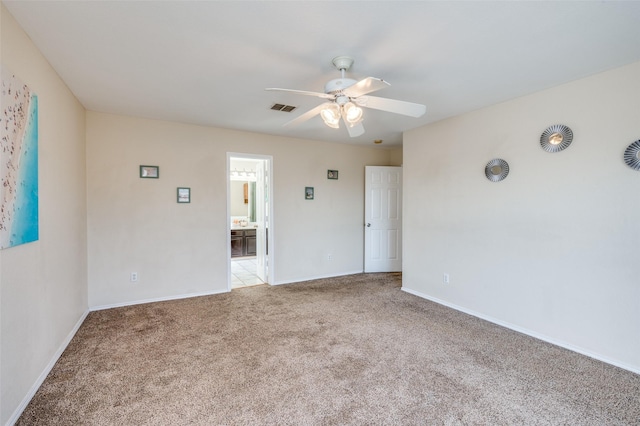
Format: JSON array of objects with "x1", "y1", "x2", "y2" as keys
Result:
[
  {"x1": 327, "y1": 254, "x2": 332, "y2": 261},
  {"x1": 443, "y1": 273, "x2": 450, "y2": 284},
  {"x1": 130, "y1": 272, "x2": 138, "y2": 282}
]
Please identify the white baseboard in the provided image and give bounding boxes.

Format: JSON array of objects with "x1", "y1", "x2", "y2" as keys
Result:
[
  {"x1": 89, "y1": 289, "x2": 229, "y2": 312},
  {"x1": 272, "y1": 270, "x2": 364, "y2": 286},
  {"x1": 401, "y1": 287, "x2": 640, "y2": 375},
  {"x1": 6, "y1": 310, "x2": 89, "y2": 426}
]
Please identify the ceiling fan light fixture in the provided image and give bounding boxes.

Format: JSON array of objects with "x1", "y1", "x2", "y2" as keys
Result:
[
  {"x1": 321, "y1": 103, "x2": 341, "y2": 128},
  {"x1": 343, "y1": 102, "x2": 363, "y2": 125}
]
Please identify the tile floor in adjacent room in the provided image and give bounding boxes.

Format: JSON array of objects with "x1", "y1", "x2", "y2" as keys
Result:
[{"x1": 231, "y1": 257, "x2": 265, "y2": 288}]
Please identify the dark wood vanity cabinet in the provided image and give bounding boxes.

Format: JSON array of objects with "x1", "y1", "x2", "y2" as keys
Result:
[
  {"x1": 231, "y1": 231, "x2": 244, "y2": 257},
  {"x1": 231, "y1": 229, "x2": 256, "y2": 257},
  {"x1": 244, "y1": 230, "x2": 256, "y2": 256}
]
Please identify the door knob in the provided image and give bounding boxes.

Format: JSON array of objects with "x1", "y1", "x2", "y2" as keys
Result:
[{"x1": 366, "y1": 223, "x2": 371, "y2": 227}]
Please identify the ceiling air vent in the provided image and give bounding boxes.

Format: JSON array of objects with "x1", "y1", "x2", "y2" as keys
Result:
[{"x1": 271, "y1": 103, "x2": 297, "y2": 113}]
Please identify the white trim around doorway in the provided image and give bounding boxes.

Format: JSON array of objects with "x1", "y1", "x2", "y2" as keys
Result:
[{"x1": 227, "y1": 152, "x2": 274, "y2": 290}]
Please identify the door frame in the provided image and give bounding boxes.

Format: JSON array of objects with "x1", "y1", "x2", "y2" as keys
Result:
[{"x1": 227, "y1": 152, "x2": 274, "y2": 290}]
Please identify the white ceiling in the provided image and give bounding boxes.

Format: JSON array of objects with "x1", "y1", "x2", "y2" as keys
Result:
[{"x1": 4, "y1": 1, "x2": 640, "y2": 147}]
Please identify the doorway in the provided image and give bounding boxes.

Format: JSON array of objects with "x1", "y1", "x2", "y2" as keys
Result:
[
  {"x1": 227, "y1": 153, "x2": 273, "y2": 289},
  {"x1": 364, "y1": 166, "x2": 402, "y2": 272}
]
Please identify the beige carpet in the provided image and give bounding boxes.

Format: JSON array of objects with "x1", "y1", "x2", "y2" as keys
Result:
[{"x1": 18, "y1": 273, "x2": 640, "y2": 425}]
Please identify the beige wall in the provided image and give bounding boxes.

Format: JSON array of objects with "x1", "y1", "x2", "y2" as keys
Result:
[
  {"x1": 388, "y1": 146, "x2": 403, "y2": 166},
  {"x1": 403, "y1": 61, "x2": 640, "y2": 372},
  {"x1": 86, "y1": 112, "x2": 393, "y2": 307},
  {"x1": 1, "y1": 5, "x2": 88, "y2": 424}
]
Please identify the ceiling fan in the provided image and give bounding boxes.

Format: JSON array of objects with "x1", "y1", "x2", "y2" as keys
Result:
[{"x1": 266, "y1": 56, "x2": 426, "y2": 138}]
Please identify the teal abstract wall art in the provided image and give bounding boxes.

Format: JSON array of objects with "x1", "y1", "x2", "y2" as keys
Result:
[{"x1": 1, "y1": 68, "x2": 39, "y2": 249}]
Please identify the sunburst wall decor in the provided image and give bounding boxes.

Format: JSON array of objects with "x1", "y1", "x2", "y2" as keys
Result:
[
  {"x1": 485, "y1": 159, "x2": 509, "y2": 182},
  {"x1": 540, "y1": 124, "x2": 573, "y2": 153},
  {"x1": 623, "y1": 140, "x2": 640, "y2": 171}
]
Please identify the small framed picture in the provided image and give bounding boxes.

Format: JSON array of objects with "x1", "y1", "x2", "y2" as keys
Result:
[
  {"x1": 140, "y1": 165, "x2": 159, "y2": 178},
  {"x1": 177, "y1": 187, "x2": 191, "y2": 203},
  {"x1": 305, "y1": 187, "x2": 314, "y2": 200},
  {"x1": 327, "y1": 170, "x2": 339, "y2": 180}
]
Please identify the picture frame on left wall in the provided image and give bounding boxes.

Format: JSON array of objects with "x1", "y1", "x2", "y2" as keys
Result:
[
  {"x1": 140, "y1": 165, "x2": 159, "y2": 178},
  {"x1": 177, "y1": 187, "x2": 191, "y2": 203},
  {"x1": 305, "y1": 187, "x2": 314, "y2": 200}
]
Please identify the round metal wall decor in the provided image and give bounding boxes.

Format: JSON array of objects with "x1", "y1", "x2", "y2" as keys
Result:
[
  {"x1": 540, "y1": 124, "x2": 573, "y2": 153},
  {"x1": 623, "y1": 140, "x2": 640, "y2": 171},
  {"x1": 485, "y1": 158, "x2": 509, "y2": 182}
]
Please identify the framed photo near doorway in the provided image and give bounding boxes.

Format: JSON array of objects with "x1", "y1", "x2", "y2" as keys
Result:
[
  {"x1": 177, "y1": 187, "x2": 191, "y2": 203},
  {"x1": 140, "y1": 165, "x2": 159, "y2": 178},
  {"x1": 327, "y1": 170, "x2": 339, "y2": 180},
  {"x1": 305, "y1": 187, "x2": 314, "y2": 200}
]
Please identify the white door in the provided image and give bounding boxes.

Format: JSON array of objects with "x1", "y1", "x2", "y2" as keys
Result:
[
  {"x1": 364, "y1": 166, "x2": 402, "y2": 272},
  {"x1": 255, "y1": 159, "x2": 267, "y2": 282}
]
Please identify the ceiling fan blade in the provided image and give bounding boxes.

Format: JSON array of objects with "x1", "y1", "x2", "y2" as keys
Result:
[
  {"x1": 356, "y1": 95, "x2": 426, "y2": 118},
  {"x1": 283, "y1": 103, "x2": 328, "y2": 127},
  {"x1": 345, "y1": 121, "x2": 365, "y2": 138},
  {"x1": 343, "y1": 77, "x2": 390, "y2": 98},
  {"x1": 266, "y1": 88, "x2": 334, "y2": 100},
  {"x1": 341, "y1": 109, "x2": 365, "y2": 137}
]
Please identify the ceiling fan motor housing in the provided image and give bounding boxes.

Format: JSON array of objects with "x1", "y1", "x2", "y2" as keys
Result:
[{"x1": 324, "y1": 78, "x2": 357, "y2": 95}]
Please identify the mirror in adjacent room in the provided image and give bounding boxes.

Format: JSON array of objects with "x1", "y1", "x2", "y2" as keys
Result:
[
  {"x1": 229, "y1": 160, "x2": 258, "y2": 224},
  {"x1": 230, "y1": 180, "x2": 256, "y2": 222}
]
